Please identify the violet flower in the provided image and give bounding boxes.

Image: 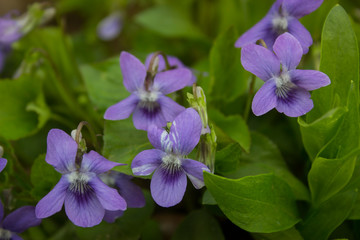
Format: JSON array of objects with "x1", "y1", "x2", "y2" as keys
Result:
[
  {"x1": 235, "y1": 0, "x2": 323, "y2": 54},
  {"x1": 0, "y1": 158, "x2": 6, "y2": 172},
  {"x1": 241, "y1": 33, "x2": 330, "y2": 117},
  {"x1": 97, "y1": 12, "x2": 123, "y2": 41},
  {"x1": 35, "y1": 129, "x2": 127, "y2": 227},
  {"x1": 104, "y1": 51, "x2": 192, "y2": 131},
  {"x1": 0, "y1": 201, "x2": 41, "y2": 240},
  {"x1": 100, "y1": 171, "x2": 146, "y2": 223},
  {"x1": 131, "y1": 108, "x2": 210, "y2": 207}
]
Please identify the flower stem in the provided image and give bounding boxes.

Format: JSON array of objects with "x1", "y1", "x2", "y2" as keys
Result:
[{"x1": 243, "y1": 74, "x2": 256, "y2": 121}]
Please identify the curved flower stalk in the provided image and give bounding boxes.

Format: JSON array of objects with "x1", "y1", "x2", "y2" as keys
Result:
[
  {"x1": 99, "y1": 171, "x2": 145, "y2": 223},
  {"x1": 104, "y1": 51, "x2": 192, "y2": 130},
  {"x1": 235, "y1": 0, "x2": 323, "y2": 54},
  {"x1": 241, "y1": 33, "x2": 330, "y2": 117},
  {"x1": 132, "y1": 108, "x2": 210, "y2": 207},
  {"x1": 0, "y1": 201, "x2": 41, "y2": 240},
  {"x1": 97, "y1": 11, "x2": 123, "y2": 41},
  {"x1": 35, "y1": 128, "x2": 127, "y2": 227}
]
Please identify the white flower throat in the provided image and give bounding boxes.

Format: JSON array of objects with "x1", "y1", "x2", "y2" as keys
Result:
[
  {"x1": 67, "y1": 172, "x2": 92, "y2": 194},
  {"x1": 137, "y1": 89, "x2": 161, "y2": 111},
  {"x1": 274, "y1": 71, "x2": 295, "y2": 99},
  {"x1": 0, "y1": 228, "x2": 12, "y2": 240},
  {"x1": 272, "y1": 7, "x2": 289, "y2": 34}
]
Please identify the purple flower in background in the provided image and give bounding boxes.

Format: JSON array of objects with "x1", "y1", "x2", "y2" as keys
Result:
[
  {"x1": 235, "y1": 0, "x2": 323, "y2": 54},
  {"x1": 104, "y1": 51, "x2": 192, "y2": 131},
  {"x1": 0, "y1": 158, "x2": 6, "y2": 172},
  {"x1": 145, "y1": 53, "x2": 196, "y2": 85},
  {"x1": 241, "y1": 33, "x2": 330, "y2": 117},
  {"x1": 100, "y1": 171, "x2": 146, "y2": 223},
  {"x1": 132, "y1": 108, "x2": 210, "y2": 207},
  {"x1": 35, "y1": 129, "x2": 127, "y2": 227},
  {"x1": 0, "y1": 201, "x2": 41, "y2": 240},
  {"x1": 97, "y1": 12, "x2": 123, "y2": 41}
]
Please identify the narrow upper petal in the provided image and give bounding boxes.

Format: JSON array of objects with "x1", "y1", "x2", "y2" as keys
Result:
[
  {"x1": 147, "y1": 124, "x2": 167, "y2": 150},
  {"x1": 35, "y1": 176, "x2": 68, "y2": 219},
  {"x1": 64, "y1": 190, "x2": 105, "y2": 228},
  {"x1": 252, "y1": 79, "x2": 278, "y2": 116},
  {"x1": 273, "y1": 33, "x2": 303, "y2": 70},
  {"x1": 0, "y1": 158, "x2": 7, "y2": 172},
  {"x1": 103, "y1": 210, "x2": 124, "y2": 223},
  {"x1": 132, "y1": 105, "x2": 166, "y2": 130},
  {"x1": 3, "y1": 206, "x2": 41, "y2": 233},
  {"x1": 287, "y1": 19, "x2": 313, "y2": 54},
  {"x1": 104, "y1": 94, "x2": 139, "y2": 120},
  {"x1": 241, "y1": 44, "x2": 280, "y2": 81},
  {"x1": 182, "y1": 159, "x2": 210, "y2": 189},
  {"x1": 158, "y1": 95, "x2": 185, "y2": 123},
  {"x1": 290, "y1": 70, "x2": 330, "y2": 91},
  {"x1": 235, "y1": 16, "x2": 272, "y2": 48},
  {"x1": 284, "y1": 0, "x2": 323, "y2": 18},
  {"x1": 150, "y1": 166, "x2": 187, "y2": 207},
  {"x1": 115, "y1": 173, "x2": 146, "y2": 208},
  {"x1": 131, "y1": 149, "x2": 163, "y2": 176},
  {"x1": 153, "y1": 68, "x2": 192, "y2": 94},
  {"x1": 169, "y1": 108, "x2": 202, "y2": 155},
  {"x1": 81, "y1": 150, "x2": 123, "y2": 174},
  {"x1": 120, "y1": 51, "x2": 147, "y2": 92},
  {"x1": 276, "y1": 87, "x2": 313, "y2": 117},
  {"x1": 46, "y1": 129, "x2": 77, "y2": 173},
  {"x1": 90, "y1": 177, "x2": 127, "y2": 211}
]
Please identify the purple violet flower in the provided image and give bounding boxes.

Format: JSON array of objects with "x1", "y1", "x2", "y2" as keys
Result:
[
  {"x1": 97, "y1": 12, "x2": 123, "y2": 41},
  {"x1": 0, "y1": 201, "x2": 41, "y2": 240},
  {"x1": 104, "y1": 51, "x2": 192, "y2": 131},
  {"x1": 35, "y1": 129, "x2": 127, "y2": 228},
  {"x1": 241, "y1": 33, "x2": 330, "y2": 117},
  {"x1": 0, "y1": 158, "x2": 6, "y2": 172},
  {"x1": 145, "y1": 53, "x2": 197, "y2": 85},
  {"x1": 131, "y1": 108, "x2": 210, "y2": 207},
  {"x1": 235, "y1": 0, "x2": 323, "y2": 54},
  {"x1": 99, "y1": 171, "x2": 146, "y2": 223}
]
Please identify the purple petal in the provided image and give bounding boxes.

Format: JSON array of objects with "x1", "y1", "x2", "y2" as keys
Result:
[
  {"x1": 115, "y1": 173, "x2": 145, "y2": 208},
  {"x1": 290, "y1": 70, "x2": 331, "y2": 91},
  {"x1": 35, "y1": 176, "x2": 68, "y2": 219},
  {"x1": 46, "y1": 129, "x2": 77, "y2": 173},
  {"x1": 64, "y1": 190, "x2": 104, "y2": 228},
  {"x1": 150, "y1": 166, "x2": 187, "y2": 207},
  {"x1": 252, "y1": 79, "x2": 278, "y2": 116},
  {"x1": 241, "y1": 44, "x2": 280, "y2": 81},
  {"x1": 145, "y1": 53, "x2": 185, "y2": 72},
  {"x1": 158, "y1": 95, "x2": 185, "y2": 122},
  {"x1": 169, "y1": 108, "x2": 202, "y2": 155},
  {"x1": 132, "y1": 105, "x2": 166, "y2": 130},
  {"x1": 97, "y1": 12, "x2": 122, "y2": 41},
  {"x1": 131, "y1": 149, "x2": 163, "y2": 176},
  {"x1": 153, "y1": 68, "x2": 192, "y2": 94},
  {"x1": 273, "y1": 33, "x2": 303, "y2": 70},
  {"x1": 3, "y1": 206, "x2": 41, "y2": 233},
  {"x1": 81, "y1": 151, "x2": 123, "y2": 174},
  {"x1": 0, "y1": 18, "x2": 22, "y2": 45},
  {"x1": 120, "y1": 51, "x2": 146, "y2": 92},
  {"x1": 104, "y1": 94, "x2": 139, "y2": 120},
  {"x1": 287, "y1": 19, "x2": 313, "y2": 54},
  {"x1": 0, "y1": 158, "x2": 7, "y2": 172},
  {"x1": 10, "y1": 233, "x2": 22, "y2": 240},
  {"x1": 276, "y1": 87, "x2": 313, "y2": 117},
  {"x1": 182, "y1": 159, "x2": 210, "y2": 189},
  {"x1": 284, "y1": 0, "x2": 323, "y2": 18},
  {"x1": 90, "y1": 176, "x2": 127, "y2": 211},
  {"x1": 147, "y1": 125, "x2": 167, "y2": 149},
  {"x1": 103, "y1": 210, "x2": 124, "y2": 223}
]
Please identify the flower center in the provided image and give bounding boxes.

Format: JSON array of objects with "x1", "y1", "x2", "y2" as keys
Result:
[
  {"x1": 274, "y1": 72, "x2": 295, "y2": 99},
  {"x1": 67, "y1": 172, "x2": 92, "y2": 194},
  {"x1": 272, "y1": 6, "x2": 289, "y2": 34},
  {"x1": 161, "y1": 154, "x2": 182, "y2": 173},
  {"x1": 0, "y1": 228, "x2": 12, "y2": 240},
  {"x1": 137, "y1": 89, "x2": 161, "y2": 112}
]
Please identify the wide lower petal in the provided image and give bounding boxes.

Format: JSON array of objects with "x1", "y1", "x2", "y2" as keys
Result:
[
  {"x1": 120, "y1": 51, "x2": 146, "y2": 92},
  {"x1": 3, "y1": 206, "x2": 41, "y2": 233},
  {"x1": 104, "y1": 94, "x2": 139, "y2": 120},
  {"x1": 169, "y1": 108, "x2": 202, "y2": 155},
  {"x1": 132, "y1": 105, "x2": 166, "y2": 130},
  {"x1": 46, "y1": 129, "x2": 77, "y2": 173},
  {"x1": 153, "y1": 68, "x2": 192, "y2": 94},
  {"x1": 158, "y1": 96, "x2": 185, "y2": 123},
  {"x1": 131, "y1": 149, "x2": 163, "y2": 176},
  {"x1": 276, "y1": 87, "x2": 313, "y2": 117},
  {"x1": 115, "y1": 173, "x2": 145, "y2": 208},
  {"x1": 290, "y1": 69, "x2": 331, "y2": 91},
  {"x1": 103, "y1": 210, "x2": 124, "y2": 223},
  {"x1": 90, "y1": 176, "x2": 127, "y2": 211},
  {"x1": 252, "y1": 79, "x2": 278, "y2": 116},
  {"x1": 81, "y1": 150, "x2": 123, "y2": 174},
  {"x1": 35, "y1": 176, "x2": 68, "y2": 219},
  {"x1": 0, "y1": 158, "x2": 7, "y2": 172},
  {"x1": 287, "y1": 19, "x2": 313, "y2": 54},
  {"x1": 284, "y1": 0, "x2": 323, "y2": 18},
  {"x1": 150, "y1": 166, "x2": 187, "y2": 207},
  {"x1": 235, "y1": 16, "x2": 272, "y2": 48},
  {"x1": 64, "y1": 189, "x2": 105, "y2": 228},
  {"x1": 241, "y1": 44, "x2": 280, "y2": 81},
  {"x1": 273, "y1": 33, "x2": 303, "y2": 71},
  {"x1": 182, "y1": 159, "x2": 210, "y2": 189}
]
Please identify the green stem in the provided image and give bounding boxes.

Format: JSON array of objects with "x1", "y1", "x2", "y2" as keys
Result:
[{"x1": 243, "y1": 74, "x2": 256, "y2": 121}]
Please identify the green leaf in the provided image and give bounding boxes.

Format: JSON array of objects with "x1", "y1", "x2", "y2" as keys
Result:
[
  {"x1": 209, "y1": 27, "x2": 248, "y2": 102},
  {"x1": 135, "y1": 5, "x2": 205, "y2": 39},
  {"x1": 252, "y1": 227, "x2": 304, "y2": 240},
  {"x1": 209, "y1": 109, "x2": 250, "y2": 153},
  {"x1": 204, "y1": 172, "x2": 300, "y2": 233},
  {"x1": 202, "y1": 189, "x2": 217, "y2": 205},
  {"x1": 172, "y1": 209, "x2": 225, "y2": 240},
  {"x1": 103, "y1": 119, "x2": 150, "y2": 175}
]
